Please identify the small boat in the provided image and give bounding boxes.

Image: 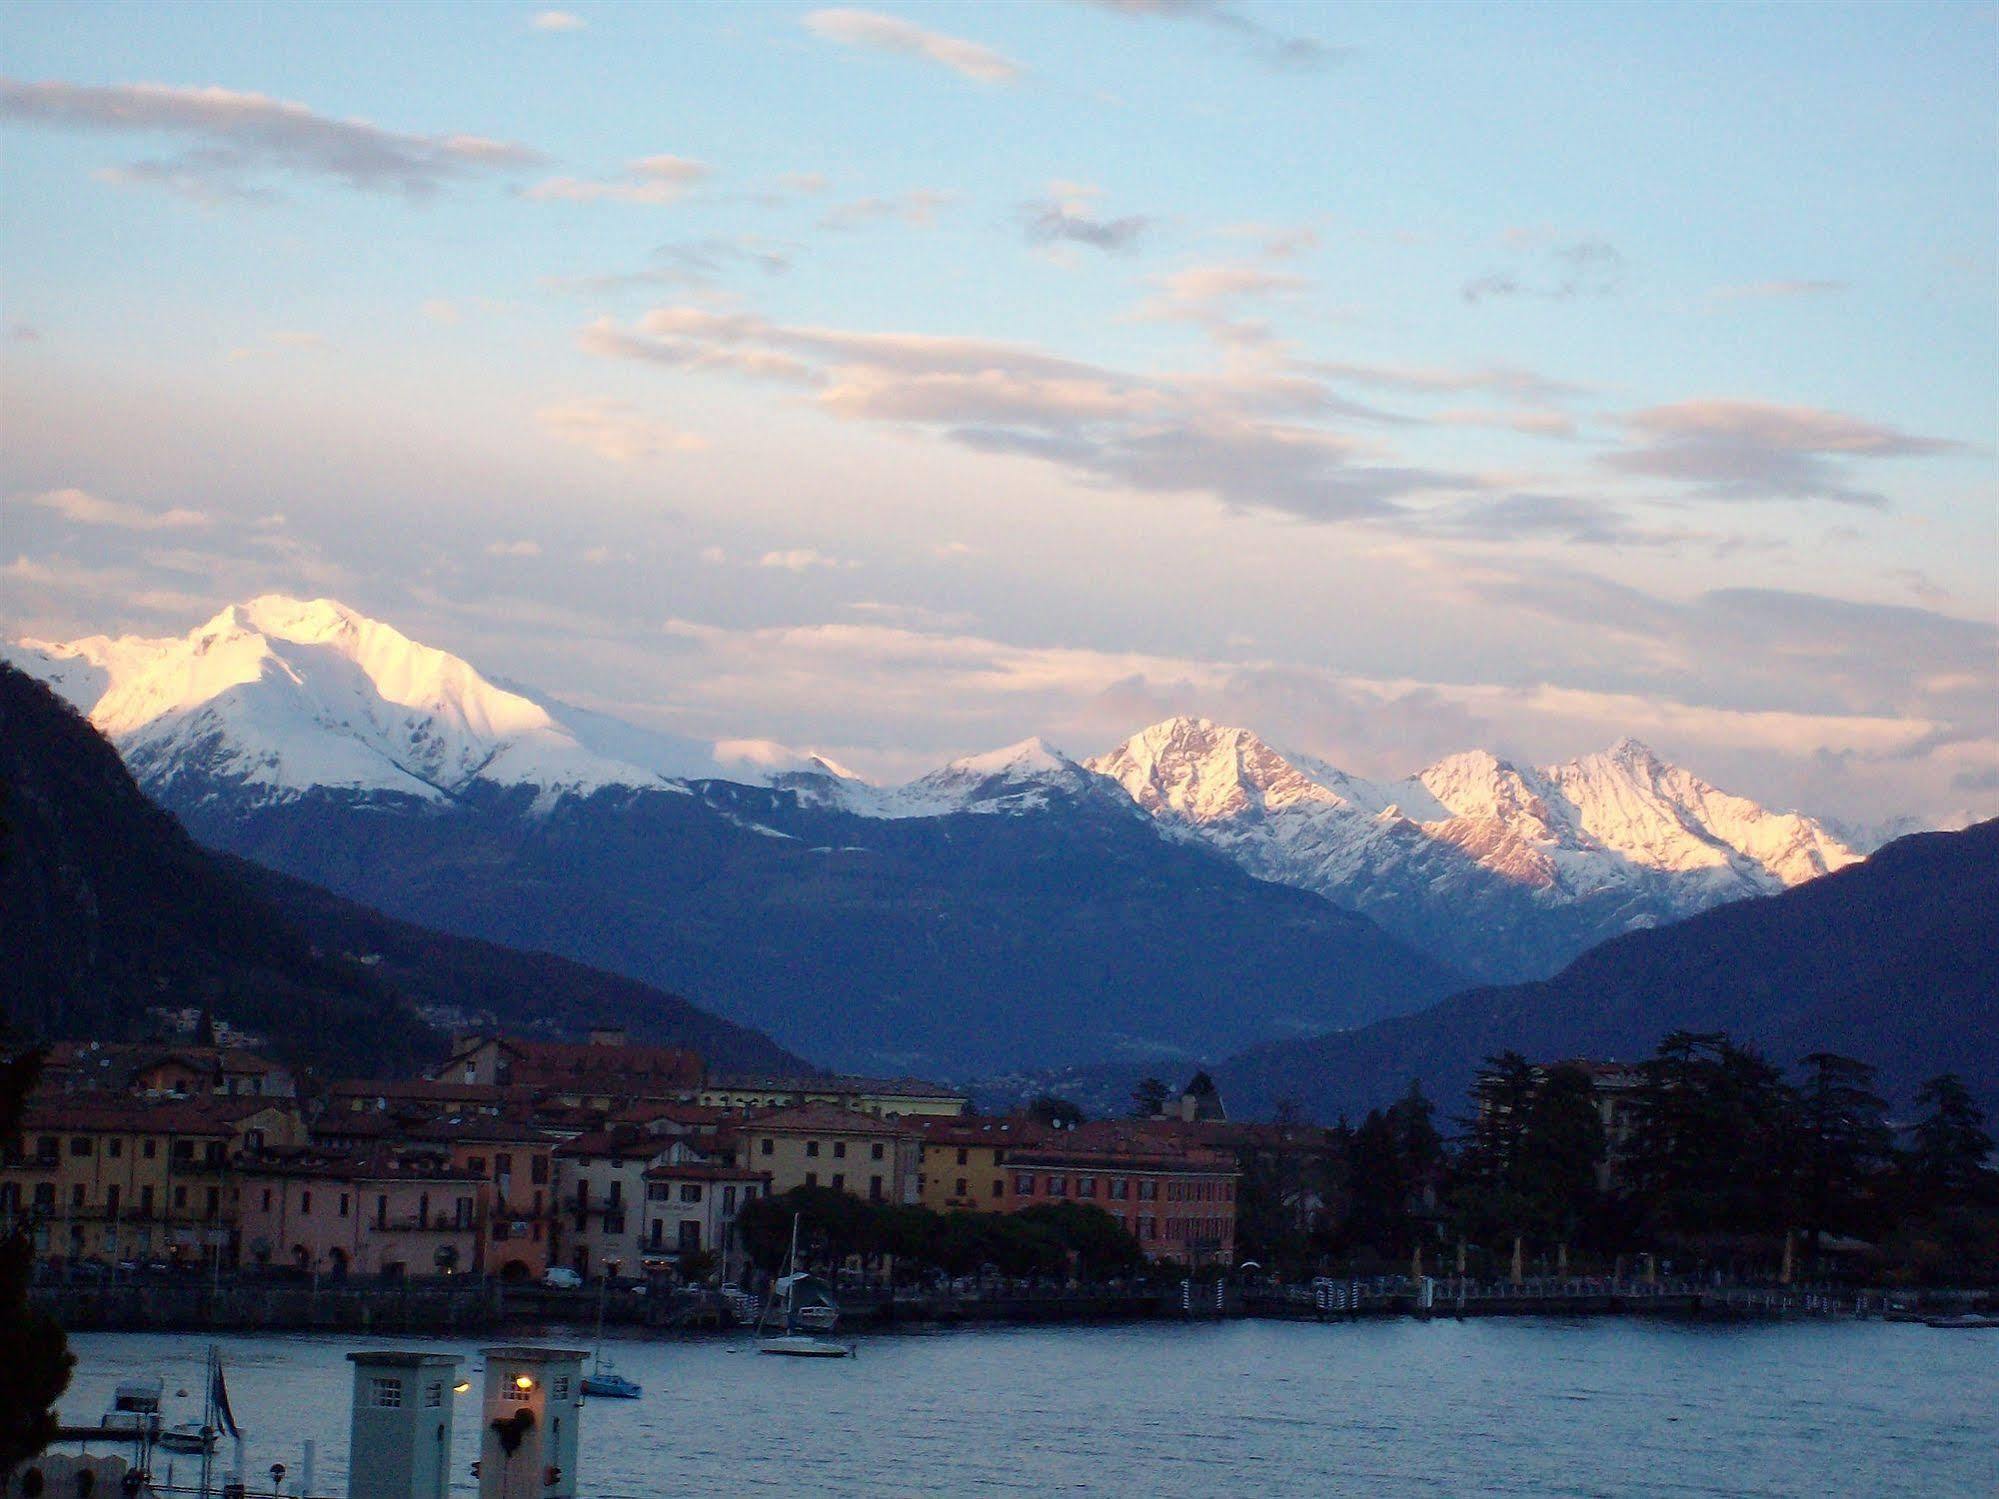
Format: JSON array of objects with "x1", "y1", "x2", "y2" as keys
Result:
[
  {"x1": 158, "y1": 1420, "x2": 219, "y2": 1454},
  {"x1": 1923, "y1": 1312, "x2": 1999, "y2": 1329},
  {"x1": 582, "y1": 1273, "x2": 643, "y2": 1398},
  {"x1": 757, "y1": 1215, "x2": 853, "y2": 1359}
]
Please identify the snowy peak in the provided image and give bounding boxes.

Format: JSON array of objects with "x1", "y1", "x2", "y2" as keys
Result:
[
  {"x1": 1085, "y1": 716, "x2": 1348, "y2": 824},
  {"x1": 854, "y1": 736, "x2": 1103, "y2": 819},
  {"x1": 9, "y1": 595, "x2": 666, "y2": 805}
]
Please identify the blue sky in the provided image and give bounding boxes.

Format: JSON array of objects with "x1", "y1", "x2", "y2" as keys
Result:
[{"x1": 3, "y1": 0, "x2": 1994, "y2": 827}]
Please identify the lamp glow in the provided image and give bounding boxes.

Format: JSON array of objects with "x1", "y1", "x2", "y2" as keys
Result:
[
  {"x1": 514, "y1": 1374, "x2": 535, "y2": 1391},
  {"x1": 453, "y1": 1380, "x2": 472, "y2": 1394}
]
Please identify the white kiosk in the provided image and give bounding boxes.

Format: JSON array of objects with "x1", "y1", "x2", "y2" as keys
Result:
[
  {"x1": 476, "y1": 1346, "x2": 585, "y2": 1499},
  {"x1": 345, "y1": 1351, "x2": 463, "y2": 1499}
]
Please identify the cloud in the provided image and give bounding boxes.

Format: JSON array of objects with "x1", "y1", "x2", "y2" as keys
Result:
[
  {"x1": 819, "y1": 189, "x2": 954, "y2": 230},
  {"x1": 1603, "y1": 399, "x2": 1962, "y2": 507},
  {"x1": 1, "y1": 78, "x2": 542, "y2": 198},
  {"x1": 1464, "y1": 238, "x2": 1625, "y2": 303},
  {"x1": 1017, "y1": 184, "x2": 1150, "y2": 254},
  {"x1": 1074, "y1": 0, "x2": 1345, "y2": 71},
  {"x1": 225, "y1": 329, "x2": 328, "y2": 361},
  {"x1": 486, "y1": 539, "x2": 542, "y2": 557},
  {"x1": 802, "y1": 9, "x2": 1023, "y2": 85},
  {"x1": 548, "y1": 237, "x2": 794, "y2": 297},
  {"x1": 1312, "y1": 360, "x2": 1588, "y2": 404},
  {"x1": 1708, "y1": 279, "x2": 1847, "y2": 303},
  {"x1": 530, "y1": 10, "x2": 586, "y2": 30},
  {"x1": 524, "y1": 153, "x2": 709, "y2": 204},
  {"x1": 759, "y1": 547, "x2": 852, "y2": 571},
  {"x1": 536, "y1": 399, "x2": 708, "y2": 462},
  {"x1": 580, "y1": 302, "x2": 1480, "y2": 524},
  {"x1": 19, "y1": 487, "x2": 211, "y2": 530}
]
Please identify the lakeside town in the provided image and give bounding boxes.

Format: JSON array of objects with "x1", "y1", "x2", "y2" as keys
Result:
[{"x1": 7, "y1": 1022, "x2": 1994, "y2": 1332}]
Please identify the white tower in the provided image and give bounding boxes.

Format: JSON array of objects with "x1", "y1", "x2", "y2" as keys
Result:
[
  {"x1": 346, "y1": 1352, "x2": 463, "y2": 1499},
  {"x1": 477, "y1": 1346, "x2": 586, "y2": 1499}
]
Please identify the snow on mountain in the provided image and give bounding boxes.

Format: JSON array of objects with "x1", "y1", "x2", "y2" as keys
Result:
[
  {"x1": 820, "y1": 737, "x2": 1108, "y2": 819},
  {"x1": 7, "y1": 596, "x2": 672, "y2": 806},
  {"x1": 1086, "y1": 716, "x2": 1863, "y2": 981}
]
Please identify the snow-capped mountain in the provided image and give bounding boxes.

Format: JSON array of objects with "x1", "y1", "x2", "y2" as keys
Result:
[
  {"x1": 1087, "y1": 717, "x2": 1861, "y2": 981},
  {"x1": 9, "y1": 596, "x2": 1872, "y2": 989},
  {"x1": 3, "y1": 595, "x2": 858, "y2": 808}
]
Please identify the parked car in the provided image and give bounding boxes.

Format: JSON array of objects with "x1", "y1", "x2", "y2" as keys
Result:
[{"x1": 541, "y1": 1266, "x2": 584, "y2": 1290}]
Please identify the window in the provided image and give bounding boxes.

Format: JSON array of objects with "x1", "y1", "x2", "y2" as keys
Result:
[
  {"x1": 262, "y1": 1189, "x2": 273, "y2": 1211},
  {"x1": 1047, "y1": 1176, "x2": 1068, "y2": 1198},
  {"x1": 991, "y1": 1179, "x2": 1004, "y2": 1198},
  {"x1": 830, "y1": 1174, "x2": 844, "y2": 1191},
  {"x1": 33, "y1": 1184, "x2": 55, "y2": 1210},
  {"x1": 205, "y1": 1187, "x2": 220, "y2": 1219},
  {"x1": 139, "y1": 1186, "x2": 154, "y2": 1215},
  {"x1": 804, "y1": 1172, "x2": 818, "y2": 1188},
  {"x1": 677, "y1": 1221, "x2": 701, "y2": 1251},
  {"x1": 468, "y1": 1156, "x2": 487, "y2": 1175},
  {"x1": 531, "y1": 1156, "x2": 549, "y2": 1186},
  {"x1": 173, "y1": 1140, "x2": 195, "y2": 1163},
  {"x1": 71, "y1": 1184, "x2": 86, "y2": 1209},
  {"x1": 871, "y1": 1143, "x2": 885, "y2": 1161},
  {"x1": 1110, "y1": 1178, "x2": 1129, "y2": 1200},
  {"x1": 34, "y1": 1135, "x2": 58, "y2": 1162},
  {"x1": 552, "y1": 1376, "x2": 569, "y2": 1401},
  {"x1": 954, "y1": 1178, "x2": 968, "y2": 1198},
  {"x1": 723, "y1": 1186, "x2": 737, "y2": 1213},
  {"x1": 607, "y1": 1180, "x2": 623, "y2": 1207},
  {"x1": 205, "y1": 1142, "x2": 226, "y2": 1168},
  {"x1": 679, "y1": 1183, "x2": 702, "y2": 1203},
  {"x1": 1139, "y1": 1180, "x2": 1158, "y2": 1201},
  {"x1": 760, "y1": 1140, "x2": 774, "y2": 1157},
  {"x1": 71, "y1": 1137, "x2": 93, "y2": 1157},
  {"x1": 1079, "y1": 1177, "x2": 1097, "y2": 1199},
  {"x1": 108, "y1": 1139, "x2": 123, "y2": 1160},
  {"x1": 956, "y1": 1148, "x2": 968, "y2": 1166},
  {"x1": 339, "y1": 1193, "x2": 350, "y2": 1218},
  {"x1": 370, "y1": 1377, "x2": 404, "y2": 1408},
  {"x1": 832, "y1": 1141, "x2": 847, "y2": 1160},
  {"x1": 805, "y1": 1141, "x2": 820, "y2": 1158},
  {"x1": 456, "y1": 1197, "x2": 473, "y2": 1229},
  {"x1": 377, "y1": 1195, "x2": 389, "y2": 1228},
  {"x1": 174, "y1": 1186, "x2": 188, "y2": 1209},
  {"x1": 142, "y1": 1139, "x2": 157, "y2": 1160},
  {"x1": 423, "y1": 1382, "x2": 443, "y2": 1410},
  {"x1": 495, "y1": 1153, "x2": 512, "y2": 1176},
  {"x1": 105, "y1": 1186, "x2": 119, "y2": 1215},
  {"x1": 300, "y1": 1191, "x2": 312, "y2": 1215},
  {"x1": 1015, "y1": 1173, "x2": 1036, "y2": 1196},
  {"x1": 869, "y1": 1176, "x2": 883, "y2": 1201}
]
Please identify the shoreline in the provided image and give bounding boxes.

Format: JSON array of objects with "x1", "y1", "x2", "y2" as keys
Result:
[{"x1": 38, "y1": 1277, "x2": 1976, "y2": 1337}]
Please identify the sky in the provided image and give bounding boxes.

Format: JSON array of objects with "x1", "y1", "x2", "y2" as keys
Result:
[{"x1": 2, "y1": 0, "x2": 1995, "y2": 831}]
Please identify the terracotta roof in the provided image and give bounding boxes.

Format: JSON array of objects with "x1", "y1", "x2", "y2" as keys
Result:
[
  {"x1": 742, "y1": 1102, "x2": 918, "y2": 1137},
  {"x1": 17, "y1": 1095, "x2": 296, "y2": 1134},
  {"x1": 910, "y1": 1116, "x2": 1052, "y2": 1147},
  {"x1": 706, "y1": 1073, "x2": 963, "y2": 1100},
  {"x1": 240, "y1": 1147, "x2": 482, "y2": 1184},
  {"x1": 553, "y1": 1130, "x2": 674, "y2": 1162}
]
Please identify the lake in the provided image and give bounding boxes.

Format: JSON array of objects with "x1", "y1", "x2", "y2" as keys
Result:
[{"x1": 55, "y1": 1318, "x2": 1998, "y2": 1497}]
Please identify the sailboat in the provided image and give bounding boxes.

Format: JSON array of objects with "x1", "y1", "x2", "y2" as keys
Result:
[
  {"x1": 757, "y1": 1214, "x2": 853, "y2": 1358},
  {"x1": 580, "y1": 1272, "x2": 643, "y2": 1398}
]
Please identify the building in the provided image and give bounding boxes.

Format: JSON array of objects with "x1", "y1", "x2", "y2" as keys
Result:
[
  {"x1": 0, "y1": 1096, "x2": 306, "y2": 1266},
  {"x1": 236, "y1": 1148, "x2": 487, "y2": 1278},
  {"x1": 1001, "y1": 1123, "x2": 1239, "y2": 1265},
  {"x1": 910, "y1": 1115, "x2": 1049, "y2": 1212},
  {"x1": 429, "y1": 1030, "x2": 702, "y2": 1106},
  {"x1": 41, "y1": 1041, "x2": 296, "y2": 1099},
  {"x1": 552, "y1": 1129, "x2": 679, "y2": 1278},
  {"x1": 641, "y1": 1159, "x2": 770, "y2": 1279},
  {"x1": 699, "y1": 1074, "x2": 968, "y2": 1119},
  {"x1": 733, "y1": 1103, "x2": 922, "y2": 1204},
  {"x1": 399, "y1": 1115, "x2": 560, "y2": 1280}
]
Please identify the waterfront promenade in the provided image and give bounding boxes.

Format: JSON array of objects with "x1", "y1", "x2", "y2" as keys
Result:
[{"x1": 32, "y1": 1268, "x2": 1940, "y2": 1336}]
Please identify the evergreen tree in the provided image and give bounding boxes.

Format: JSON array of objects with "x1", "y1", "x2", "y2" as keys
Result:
[
  {"x1": 1797, "y1": 1052, "x2": 1892, "y2": 1253},
  {"x1": 1906, "y1": 1074, "x2": 1993, "y2": 1205},
  {"x1": 1517, "y1": 1063, "x2": 1607, "y2": 1253},
  {"x1": 1129, "y1": 1077, "x2": 1169, "y2": 1119},
  {"x1": 1026, "y1": 1094, "x2": 1086, "y2": 1130}
]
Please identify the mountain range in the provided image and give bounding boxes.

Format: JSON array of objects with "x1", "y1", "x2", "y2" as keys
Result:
[
  {"x1": 6, "y1": 595, "x2": 1894, "y2": 1073},
  {"x1": 1214, "y1": 817, "x2": 1999, "y2": 1121}
]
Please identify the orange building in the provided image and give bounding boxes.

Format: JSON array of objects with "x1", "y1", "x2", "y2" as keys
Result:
[
  {"x1": 1000, "y1": 1123, "x2": 1239, "y2": 1265},
  {"x1": 236, "y1": 1149, "x2": 487, "y2": 1279}
]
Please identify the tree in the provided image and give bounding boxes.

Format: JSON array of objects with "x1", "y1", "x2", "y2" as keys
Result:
[
  {"x1": 1797, "y1": 1052, "x2": 1892, "y2": 1254},
  {"x1": 1130, "y1": 1077, "x2": 1169, "y2": 1119},
  {"x1": 1027, "y1": 1094, "x2": 1085, "y2": 1130},
  {"x1": 0, "y1": 1041, "x2": 74, "y2": 1480},
  {"x1": 1906, "y1": 1074, "x2": 1993, "y2": 1205}
]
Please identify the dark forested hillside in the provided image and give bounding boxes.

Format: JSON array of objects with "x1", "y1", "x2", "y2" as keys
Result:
[
  {"x1": 0, "y1": 665, "x2": 806, "y2": 1078},
  {"x1": 1217, "y1": 820, "x2": 1999, "y2": 1122}
]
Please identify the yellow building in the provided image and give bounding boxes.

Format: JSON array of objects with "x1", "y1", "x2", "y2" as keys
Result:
[
  {"x1": 732, "y1": 1103, "x2": 922, "y2": 1204},
  {"x1": 0, "y1": 1095, "x2": 306, "y2": 1266},
  {"x1": 910, "y1": 1116, "x2": 1048, "y2": 1212},
  {"x1": 700, "y1": 1074, "x2": 967, "y2": 1119}
]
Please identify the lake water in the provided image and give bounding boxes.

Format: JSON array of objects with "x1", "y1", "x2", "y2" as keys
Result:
[{"x1": 56, "y1": 1318, "x2": 1998, "y2": 1498}]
